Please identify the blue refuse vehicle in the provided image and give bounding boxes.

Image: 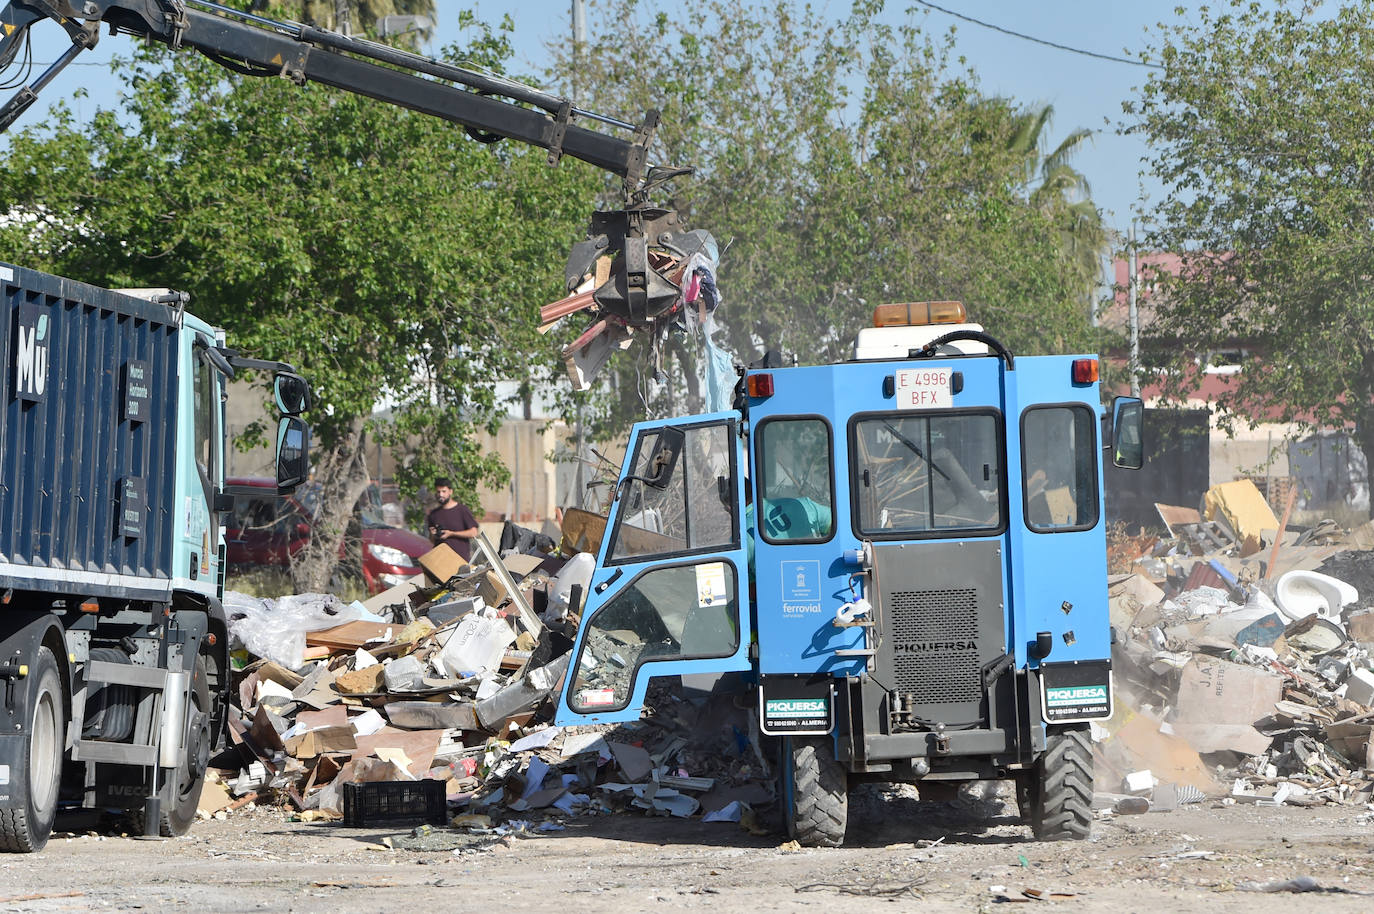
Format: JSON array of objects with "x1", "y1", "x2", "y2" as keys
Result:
[
  {"x1": 555, "y1": 300, "x2": 1144, "y2": 845},
  {"x1": 0, "y1": 262, "x2": 310, "y2": 851}
]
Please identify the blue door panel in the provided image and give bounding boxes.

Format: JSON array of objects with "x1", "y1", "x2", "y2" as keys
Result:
[
  {"x1": 1004, "y1": 356, "x2": 1111, "y2": 669},
  {"x1": 555, "y1": 410, "x2": 752, "y2": 726}
]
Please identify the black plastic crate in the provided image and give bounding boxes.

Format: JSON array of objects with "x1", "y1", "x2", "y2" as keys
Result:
[{"x1": 342, "y1": 779, "x2": 448, "y2": 828}]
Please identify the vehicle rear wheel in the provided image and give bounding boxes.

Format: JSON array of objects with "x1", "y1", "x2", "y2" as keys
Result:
[
  {"x1": 1029, "y1": 725, "x2": 1093, "y2": 841},
  {"x1": 782, "y1": 737, "x2": 847, "y2": 847},
  {"x1": 0, "y1": 646, "x2": 64, "y2": 853}
]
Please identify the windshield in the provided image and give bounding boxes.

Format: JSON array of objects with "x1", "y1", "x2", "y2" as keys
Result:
[{"x1": 851, "y1": 411, "x2": 1004, "y2": 537}]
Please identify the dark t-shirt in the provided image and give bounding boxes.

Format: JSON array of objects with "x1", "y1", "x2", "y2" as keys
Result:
[{"x1": 426, "y1": 501, "x2": 478, "y2": 561}]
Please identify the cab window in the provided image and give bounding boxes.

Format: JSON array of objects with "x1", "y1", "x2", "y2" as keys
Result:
[
  {"x1": 756, "y1": 417, "x2": 834, "y2": 543},
  {"x1": 192, "y1": 344, "x2": 218, "y2": 499},
  {"x1": 851, "y1": 411, "x2": 1003, "y2": 537},
  {"x1": 608, "y1": 421, "x2": 738, "y2": 564},
  {"x1": 568, "y1": 561, "x2": 739, "y2": 712},
  {"x1": 1021, "y1": 405, "x2": 1098, "y2": 531}
]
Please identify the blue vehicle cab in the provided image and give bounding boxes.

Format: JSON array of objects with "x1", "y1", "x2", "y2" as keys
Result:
[{"x1": 556, "y1": 300, "x2": 1143, "y2": 845}]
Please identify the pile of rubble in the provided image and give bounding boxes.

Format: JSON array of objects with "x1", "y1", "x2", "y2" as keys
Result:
[
  {"x1": 206, "y1": 531, "x2": 770, "y2": 832},
  {"x1": 1098, "y1": 479, "x2": 1374, "y2": 814}
]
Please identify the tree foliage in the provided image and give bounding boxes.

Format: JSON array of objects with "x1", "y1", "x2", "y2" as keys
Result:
[
  {"x1": 1124, "y1": 0, "x2": 1374, "y2": 498},
  {"x1": 541, "y1": 0, "x2": 1112, "y2": 440},
  {"x1": 0, "y1": 10, "x2": 598, "y2": 588},
  {"x1": 249, "y1": 0, "x2": 436, "y2": 40}
]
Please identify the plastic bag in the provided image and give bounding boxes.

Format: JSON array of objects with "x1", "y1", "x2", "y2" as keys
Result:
[{"x1": 225, "y1": 590, "x2": 347, "y2": 669}]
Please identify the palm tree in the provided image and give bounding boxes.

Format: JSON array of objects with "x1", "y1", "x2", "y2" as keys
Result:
[{"x1": 1007, "y1": 104, "x2": 1112, "y2": 312}]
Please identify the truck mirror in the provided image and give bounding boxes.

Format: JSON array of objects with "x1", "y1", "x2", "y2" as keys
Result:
[
  {"x1": 643, "y1": 426, "x2": 685, "y2": 489},
  {"x1": 274, "y1": 372, "x2": 311, "y2": 416},
  {"x1": 1111, "y1": 397, "x2": 1144, "y2": 469},
  {"x1": 276, "y1": 416, "x2": 311, "y2": 491}
]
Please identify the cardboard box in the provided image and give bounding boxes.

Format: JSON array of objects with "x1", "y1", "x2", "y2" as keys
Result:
[
  {"x1": 418, "y1": 544, "x2": 467, "y2": 584},
  {"x1": 362, "y1": 576, "x2": 424, "y2": 613},
  {"x1": 477, "y1": 570, "x2": 509, "y2": 607},
  {"x1": 1169, "y1": 658, "x2": 1282, "y2": 755},
  {"x1": 1348, "y1": 611, "x2": 1374, "y2": 645},
  {"x1": 501, "y1": 553, "x2": 546, "y2": 577}
]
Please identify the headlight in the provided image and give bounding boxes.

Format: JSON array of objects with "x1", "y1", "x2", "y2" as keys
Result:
[{"x1": 368, "y1": 543, "x2": 413, "y2": 567}]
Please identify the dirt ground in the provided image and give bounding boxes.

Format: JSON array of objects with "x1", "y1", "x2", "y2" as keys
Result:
[{"x1": 2, "y1": 790, "x2": 1371, "y2": 913}]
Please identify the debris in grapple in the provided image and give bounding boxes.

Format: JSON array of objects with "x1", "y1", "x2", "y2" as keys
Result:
[{"x1": 544, "y1": 207, "x2": 720, "y2": 389}]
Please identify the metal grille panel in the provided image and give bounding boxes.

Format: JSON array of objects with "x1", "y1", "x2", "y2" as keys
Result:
[{"x1": 890, "y1": 588, "x2": 982, "y2": 702}]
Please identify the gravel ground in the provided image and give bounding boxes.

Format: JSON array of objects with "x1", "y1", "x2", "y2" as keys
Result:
[{"x1": 1, "y1": 789, "x2": 1371, "y2": 913}]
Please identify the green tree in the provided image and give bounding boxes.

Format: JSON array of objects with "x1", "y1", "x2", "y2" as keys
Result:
[
  {"x1": 1124, "y1": 0, "x2": 1374, "y2": 506},
  {"x1": 0, "y1": 13, "x2": 598, "y2": 590},
  {"x1": 543, "y1": 0, "x2": 1109, "y2": 442}
]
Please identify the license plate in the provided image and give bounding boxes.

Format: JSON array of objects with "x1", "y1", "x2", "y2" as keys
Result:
[{"x1": 894, "y1": 367, "x2": 952, "y2": 409}]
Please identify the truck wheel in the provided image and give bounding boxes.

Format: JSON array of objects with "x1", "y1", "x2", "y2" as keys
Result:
[
  {"x1": 1029, "y1": 725, "x2": 1093, "y2": 841},
  {"x1": 133, "y1": 657, "x2": 210, "y2": 837},
  {"x1": 782, "y1": 737, "x2": 847, "y2": 847},
  {"x1": 0, "y1": 646, "x2": 64, "y2": 853}
]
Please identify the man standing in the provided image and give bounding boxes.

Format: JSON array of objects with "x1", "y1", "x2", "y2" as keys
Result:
[{"x1": 426, "y1": 477, "x2": 480, "y2": 561}]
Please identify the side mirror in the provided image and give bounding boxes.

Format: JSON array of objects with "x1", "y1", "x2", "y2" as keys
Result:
[
  {"x1": 1111, "y1": 397, "x2": 1144, "y2": 469},
  {"x1": 276, "y1": 416, "x2": 311, "y2": 491},
  {"x1": 274, "y1": 372, "x2": 312, "y2": 417},
  {"x1": 642, "y1": 426, "x2": 685, "y2": 489}
]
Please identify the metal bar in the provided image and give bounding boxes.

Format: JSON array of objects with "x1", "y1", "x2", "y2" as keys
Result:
[
  {"x1": 71, "y1": 739, "x2": 159, "y2": 766},
  {"x1": 177, "y1": 9, "x2": 636, "y2": 177},
  {"x1": 0, "y1": 35, "x2": 87, "y2": 131},
  {"x1": 87, "y1": 659, "x2": 170, "y2": 690}
]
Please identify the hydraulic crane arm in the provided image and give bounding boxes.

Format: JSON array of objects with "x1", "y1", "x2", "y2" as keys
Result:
[
  {"x1": 0, "y1": 0, "x2": 662, "y2": 193},
  {"x1": 0, "y1": 0, "x2": 712, "y2": 353}
]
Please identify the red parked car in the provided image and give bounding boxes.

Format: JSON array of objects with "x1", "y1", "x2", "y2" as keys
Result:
[{"x1": 224, "y1": 477, "x2": 432, "y2": 594}]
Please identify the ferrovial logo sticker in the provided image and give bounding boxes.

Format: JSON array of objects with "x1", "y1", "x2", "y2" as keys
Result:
[{"x1": 13, "y1": 302, "x2": 50, "y2": 403}]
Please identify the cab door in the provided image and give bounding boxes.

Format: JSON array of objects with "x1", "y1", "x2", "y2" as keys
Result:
[
  {"x1": 1004, "y1": 356, "x2": 1113, "y2": 722},
  {"x1": 555, "y1": 411, "x2": 751, "y2": 725}
]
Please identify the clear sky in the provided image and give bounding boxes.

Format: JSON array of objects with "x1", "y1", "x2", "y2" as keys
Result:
[{"x1": 6, "y1": 1, "x2": 1197, "y2": 237}]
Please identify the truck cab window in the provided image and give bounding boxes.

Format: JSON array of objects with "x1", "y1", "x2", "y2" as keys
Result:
[
  {"x1": 852, "y1": 412, "x2": 1003, "y2": 537},
  {"x1": 1021, "y1": 405, "x2": 1098, "y2": 531},
  {"x1": 757, "y1": 418, "x2": 834, "y2": 543},
  {"x1": 193, "y1": 346, "x2": 218, "y2": 500},
  {"x1": 608, "y1": 422, "x2": 737, "y2": 564}
]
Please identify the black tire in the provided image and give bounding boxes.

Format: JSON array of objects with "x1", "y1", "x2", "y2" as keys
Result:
[
  {"x1": 782, "y1": 737, "x2": 847, "y2": 847},
  {"x1": 132, "y1": 657, "x2": 210, "y2": 837},
  {"x1": 1029, "y1": 725, "x2": 1093, "y2": 841},
  {"x1": 0, "y1": 646, "x2": 64, "y2": 853}
]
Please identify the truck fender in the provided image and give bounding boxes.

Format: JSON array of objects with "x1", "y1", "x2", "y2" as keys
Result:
[{"x1": 0, "y1": 613, "x2": 71, "y2": 788}]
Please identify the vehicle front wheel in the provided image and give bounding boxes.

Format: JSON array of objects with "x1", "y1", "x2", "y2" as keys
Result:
[
  {"x1": 132, "y1": 657, "x2": 210, "y2": 837},
  {"x1": 782, "y1": 737, "x2": 847, "y2": 847}
]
